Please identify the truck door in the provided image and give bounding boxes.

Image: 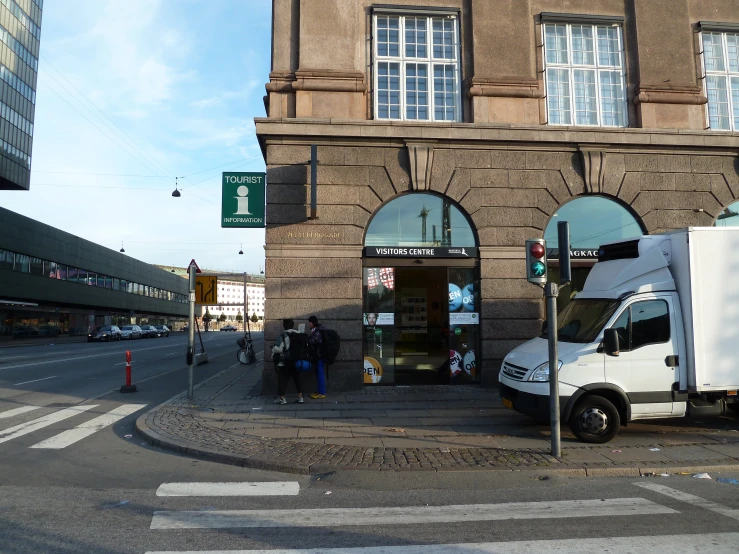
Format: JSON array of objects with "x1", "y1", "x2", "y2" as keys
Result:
[{"x1": 605, "y1": 296, "x2": 678, "y2": 417}]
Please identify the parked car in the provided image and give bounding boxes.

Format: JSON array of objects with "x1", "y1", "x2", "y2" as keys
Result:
[
  {"x1": 182, "y1": 324, "x2": 189, "y2": 332},
  {"x1": 87, "y1": 325, "x2": 122, "y2": 342},
  {"x1": 154, "y1": 325, "x2": 170, "y2": 337},
  {"x1": 139, "y1": 325, "x2": 160, "y2": 338},
  {"x1": 221, "y1": 325, "x2": 238, "y2": 332},
  {"x1": 120, "y1": 325, "x2": 142, "y2": 340},
  {"x1": 12, "y1": 325, "x2": 39, "y2": 339}
]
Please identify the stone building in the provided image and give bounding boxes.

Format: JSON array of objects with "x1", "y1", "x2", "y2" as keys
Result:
[{"x1": 256, "y1": 0, "x2": 739, "y2": 392}]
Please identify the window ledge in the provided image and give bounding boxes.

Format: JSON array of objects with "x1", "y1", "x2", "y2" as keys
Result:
[{"x1": 540, "y1": 12, "x2": 624, "y2": 25}]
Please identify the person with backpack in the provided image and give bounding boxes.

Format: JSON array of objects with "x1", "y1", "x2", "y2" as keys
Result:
[
  {"x1": 307, "y1": 316, "x2": 326, "y2": 399},
  {"x1": 271, "y1": 319, "x2": 304, "y2": 405}
]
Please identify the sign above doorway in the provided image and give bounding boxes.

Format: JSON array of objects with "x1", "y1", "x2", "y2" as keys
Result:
[{"x1": 364, "y1": 247, "x2": 478, "y2": 258}]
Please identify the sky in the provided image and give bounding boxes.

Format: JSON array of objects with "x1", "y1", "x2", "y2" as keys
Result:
[{"x1": 0, "y1": 0, "x2": 272, "y2": 274}]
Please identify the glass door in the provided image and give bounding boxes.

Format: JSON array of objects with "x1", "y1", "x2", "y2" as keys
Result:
[
  {"x1": 448, "y1": 267, "x2": 480, "y2": 383},
  {"x1": 363, "y1": 267, "x2": 396, "y2": 385}
]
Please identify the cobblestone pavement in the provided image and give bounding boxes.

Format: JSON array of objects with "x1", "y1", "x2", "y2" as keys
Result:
[{"x1": 136, "y1": 362, "x2": 739, "y2": 475}]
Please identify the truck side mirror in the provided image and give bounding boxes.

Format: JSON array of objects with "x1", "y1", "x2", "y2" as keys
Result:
[{"x1": 603, "y1": 329, "x2": 620, "y2": 357}]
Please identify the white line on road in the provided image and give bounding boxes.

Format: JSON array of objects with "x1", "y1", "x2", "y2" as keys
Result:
[
  {"x1": 29, "y1": 404, "x2": 146, "y2": 449},
  {"x1": 0, "y1": 343, "x2": 194, "y2": 371},
  {"x1": 143, "y1": 533, "x2": 739, "y2": 554},
  {"x1": 150, "y1": 497, "x2": 676, "y2": 530},
  {"x1": 0, "y1": 405, "x2": 98, "y2": 444},
  {"x1": 13, "y1": 376, "x2": 57, "y2": 386},
  {"x1": 634, "y1": 482, "x2": 739, "y2": 521},
  {"x1": 156, "y1": 482, "x2": 300, "y2": 497},
  {"x1": 0, "y1": 405, "x2": 41, "y2": 419}
]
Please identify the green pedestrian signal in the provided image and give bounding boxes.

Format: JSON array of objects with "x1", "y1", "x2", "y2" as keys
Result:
[{"x1": 525, "y1": 239, "x2": 547, "y2": 286}]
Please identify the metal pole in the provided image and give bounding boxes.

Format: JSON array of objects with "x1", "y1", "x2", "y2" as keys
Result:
[
  {"x1": 545, "y1": 281, "x2": 561, "y2": 458},
  {"x1": 243, "y1": 272, "x2": 247, "y2": 334},
  {"x1": 310, "y1": 144, "x2": 317, "y2": 219},
  {"x1": 187, "y1": 265, "x2": 196, "y2": 400}
]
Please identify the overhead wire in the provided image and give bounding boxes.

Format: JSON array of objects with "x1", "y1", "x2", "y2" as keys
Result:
[{"x1": 40, "y1": 55, "x2": 174, "y2": 178}]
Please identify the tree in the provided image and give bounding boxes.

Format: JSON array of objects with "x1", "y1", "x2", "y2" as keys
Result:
[
  {"x1": 218, "y1": 313, "x2": 227, "y2": 322},
  {"x1": 235, "y1": 312, "x2": 243, "y2": 323},
  {"x1": 250, "y1": 312, "x2": 259, "y2": 323},
  {"x1": 203, "y1": 309, "x2": 213, "y2": 322}
]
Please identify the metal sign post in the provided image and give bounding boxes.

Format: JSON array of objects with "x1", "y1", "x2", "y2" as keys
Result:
[
  {"x1": 545, "y1": 282, "x2": 560, "y2": 458},
  {"x1": 187, "y1": 264, "x2": 196, "y2": 400}
]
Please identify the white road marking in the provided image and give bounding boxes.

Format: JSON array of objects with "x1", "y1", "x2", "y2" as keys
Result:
[
  {"x1": 29, "y1": 404, "x2": 146, "y2": 449},
  {"x1": 0, "y1": 343, "x2": 187, "y2": 371},
  {"x1": 156, "y1": 482, "x2": 300, "y2": 497},
  {"x1": 634, "y1": 482, "x2": 739, "y2": 521},
  {"x1": 144, "y1": 533, "x2": 739, "y2": 554},
  {"x1": 0, "y1": 406, "x2": 41, "y2": 419},
  {"x1": 150, "y1": 497, "x2": 676, "y2": 530},
  {"x1": 0, "y1": 405, "x2": 98, "y2": 444},
  {"x1": 13, "y1": 376, "x2": 57, "y2": 386}
]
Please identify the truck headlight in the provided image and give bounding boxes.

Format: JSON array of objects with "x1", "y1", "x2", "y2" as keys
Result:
[{"x1": 529, "y1": 360, "x2": 563, "y2": 382}]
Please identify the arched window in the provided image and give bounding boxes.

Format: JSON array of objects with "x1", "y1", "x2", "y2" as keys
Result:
[
  {"x1": 715, "y1": 201, "x2": 739, "y2": 226},
  {"x1": 365, "y1": 193, "x2": 476, "y2": 247},
  {"x1": 544, "y1": 196, "x2": 645, "y2": 252}
]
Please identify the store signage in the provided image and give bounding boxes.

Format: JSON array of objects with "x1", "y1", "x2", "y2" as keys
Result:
[
  {"x1": 450, "y1": 312, "x2": 479, "y2": 325},
  {"x1": 364, "y1": 246, "x2": 478, "y2": 258},
  {"x1": 222, "y1": 172, "x2": 266, "y2": 228},
  {"x1": 546, "y1": 248, "x2": 598, "y2": 260},
  {"x1": 363, "y1": 312, "x2": 394, "y2": 326}
]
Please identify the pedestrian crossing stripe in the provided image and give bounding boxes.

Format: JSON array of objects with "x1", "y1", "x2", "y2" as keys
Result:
[
  {"x1": 30, "y1": 404, "x2": 146, "y2": 449},
  {"x1": 141, "y1": 533, "x2": 739, "y2": 553},
  {"x1": 156, "y1": 482, "x2": 300, "y2": 497},
  {"x1": 150, "y1": 497, "x2": 676, "y2": 530},
  {"x1": 0, "y1": 405, "x2": 98, "y2": 444},
  {"x1": 0, "y1": 406, "x2": 41, "y2": 419}
]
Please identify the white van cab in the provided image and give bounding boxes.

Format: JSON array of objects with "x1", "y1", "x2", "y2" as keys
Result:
[{"x1": 499, "y1": 227, "x2": 739, "y2": 443}]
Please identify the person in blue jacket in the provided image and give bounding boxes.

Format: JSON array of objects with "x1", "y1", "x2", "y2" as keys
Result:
[{"x1": 308, "y1": 315, "x2": 326, "y2": 399}]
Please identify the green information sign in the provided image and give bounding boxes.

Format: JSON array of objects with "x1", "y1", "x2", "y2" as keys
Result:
[{"x1": 221, "y1": 172, "x2": 266, "y2": 228}]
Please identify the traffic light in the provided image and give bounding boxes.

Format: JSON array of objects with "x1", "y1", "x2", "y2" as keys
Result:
[{"x1": 525, "y1": 239, "x2": 547, "y2": 286}]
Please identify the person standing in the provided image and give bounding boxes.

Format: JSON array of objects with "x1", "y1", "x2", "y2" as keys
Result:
[
  {"x1": 271, "y1": 318, "x2": 304, "y2": 405},
  {"x1": 308, "y1": 315, "x2": 326, "y2": 399}
]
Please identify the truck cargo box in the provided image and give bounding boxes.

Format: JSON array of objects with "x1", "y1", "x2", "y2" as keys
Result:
[{"x1": 668, "y1": 227, "x2": 739, "y2": 392}]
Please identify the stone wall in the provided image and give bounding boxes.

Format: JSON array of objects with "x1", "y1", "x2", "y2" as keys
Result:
[{"x1": 259, "y1": 120, "x2": 739, "y2": 390}]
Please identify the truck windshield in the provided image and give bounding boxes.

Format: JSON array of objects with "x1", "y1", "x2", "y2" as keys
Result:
[{"x1": 542, "y1": 299, "x2": 620, "y2": 343}]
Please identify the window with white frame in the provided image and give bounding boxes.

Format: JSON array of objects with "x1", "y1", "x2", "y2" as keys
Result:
[
  {"x1": 543, "y1": 22, "x2": 628, "y2": 127},
  {"x1": 702, "y1": 30, "x2": 739, "y2": 131},
  {"x1": 374, "y1": 12, "x2": 461, "y2": 122}
]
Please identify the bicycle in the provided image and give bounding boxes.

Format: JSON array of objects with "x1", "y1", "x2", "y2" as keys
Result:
[{"x1": 237, "y1": 336, "x2": 256, "y2": 365}]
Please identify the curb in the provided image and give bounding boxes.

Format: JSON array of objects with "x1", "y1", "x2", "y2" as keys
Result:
[{"x1": 135, "y1": 409, "x2": 739, "y2": 477}]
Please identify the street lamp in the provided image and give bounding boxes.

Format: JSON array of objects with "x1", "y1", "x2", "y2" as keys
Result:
[
  {"x1": 172, "y1": 177, "x2": 181, "y2": 198},
  {"x1": 239, "y1": 243, "x2": 244, "y2": 255},
  {"x1": 119, "y1": 242, "x2": 125, "y2": 253}
]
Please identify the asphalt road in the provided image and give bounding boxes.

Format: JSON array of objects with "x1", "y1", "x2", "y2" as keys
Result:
[{"x1": 2, "y1": 334, "x2": 739, "y2": 553}]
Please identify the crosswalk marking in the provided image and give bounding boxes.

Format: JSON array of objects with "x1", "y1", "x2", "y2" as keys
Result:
[
  {"x1": 150, "y1": 497, "x2": 676, "y2": 530},
  {"x1": 635, "y1": 482, "x2": 739, "y2": 521},
  {"x1": 0, "y1": 404, "x2": 98, "y2": 444},
  {"x1": 141, "y1": 533, "x2": 739, "y2": 553},
  {"x1": 156, "y1": 482, "x2": 300, "y2": 497},
  {"x1": 0, "y1": 406, "x2": 41, "y2": 419},
  {"x1": 29, "y1": 404, "x2": 146, "y2": 449}
]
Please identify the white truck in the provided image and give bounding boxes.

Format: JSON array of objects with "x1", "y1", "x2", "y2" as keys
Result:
[{"x1": 499, "y1": 227, "x2": 739, "y2": 443}]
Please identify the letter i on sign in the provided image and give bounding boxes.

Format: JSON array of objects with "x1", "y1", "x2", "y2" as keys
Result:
[{"x1": 235, "y1": 186, "x2": 251, "y2": 215}]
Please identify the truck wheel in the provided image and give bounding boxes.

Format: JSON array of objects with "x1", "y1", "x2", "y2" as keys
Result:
[{"x1": 569, "y1": 395, "x2": 621, "y2": 443}]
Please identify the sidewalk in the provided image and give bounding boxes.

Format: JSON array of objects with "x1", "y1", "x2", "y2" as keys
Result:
[
  {"x1": 136, "y1": 360, "x2": 739, "y2": 476},
  {"x1": 0, "y1": 335, "x2": 88, "y2": 349}
]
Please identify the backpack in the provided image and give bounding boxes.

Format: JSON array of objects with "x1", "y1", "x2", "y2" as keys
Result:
[
  {"x1": 320, "y1": 328, "x2": 341, "y2": 365},
  {"x1": 282, "y1": 331, "x2": 312, "y2": 364}
]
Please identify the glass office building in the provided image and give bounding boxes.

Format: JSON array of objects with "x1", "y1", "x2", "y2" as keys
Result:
[{"x1": 0, "y1": 0, "x2": 41, "y2": 190}]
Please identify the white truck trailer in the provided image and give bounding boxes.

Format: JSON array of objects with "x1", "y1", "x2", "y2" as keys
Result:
[{"x1": 499, "y1": 227, "x2": 739, "y2": 443}]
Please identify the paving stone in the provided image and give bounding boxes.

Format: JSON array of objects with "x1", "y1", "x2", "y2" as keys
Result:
[
  {"x1": 595, "y1": 447, "x2": 672, "y2": 463},
  {"x1": 297, "y1": 429, "x2": 355, "y2": 439},
  {"x1": 381, "y1": 437, "x2": 442, "y2": 448},
  {"x1": 433, "y1": 436, "x2": 502, "y2": 448},
  {"x1": 561, "y1": 449, "x2": 615, "y2": 464},
  {"x1": 405, "y1": 426, "x2": 460, "y2": 437},
  {"x1": 370, "y1": 417, "x2": 424, "y2": 427},
  {"x1": 252, "y1": 428, "x2": 299, "y2": 439},
  {"x1": 323, "y1": 418, "x2": 373, "y2": 427},
  {"x1": 272, "y1": 418, "x2": 326, "y2": 428},
  {"x1": 701, "y1": 443, "x2": 739, "y2": 459},
  {"x1": 352, "y1": 427, "x2": 409, "y2": 438},
  {"x1": 324, "y1": 437, "x2": 386, "y2": 447},
  {"x1": 340, "y1": 410, "x2": 390, "y2": 418},
  {"x1": 383, "y1": 410, "x2": 433, "y2": 417},
  {"x1": 658, "y1": 445, "x2": 733, "y2": 462}
]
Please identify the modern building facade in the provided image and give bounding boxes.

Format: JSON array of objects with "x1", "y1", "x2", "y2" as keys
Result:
[
  {"x1": 257, "y1": 0, "x2": 739, "y2": 392},
  {"x1": 0, "y1": 0, "x2": 41, "y2": 191},
  {"x1": 0, "y1": 207, "x2": 189, "y2": 341}
]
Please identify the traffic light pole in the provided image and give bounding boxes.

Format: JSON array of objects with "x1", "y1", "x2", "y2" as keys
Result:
[{"x1": 545, "y1": 282, "x2": 561, "y2": 458}]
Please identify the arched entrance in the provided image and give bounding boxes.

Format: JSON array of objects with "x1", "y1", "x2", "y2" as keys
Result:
[
  {"x1": 363, "y1": 193, "x2": 479, "y2": 386},
  {"x1": 543, "y1": 195, "x2": 646, "y2": 311}
]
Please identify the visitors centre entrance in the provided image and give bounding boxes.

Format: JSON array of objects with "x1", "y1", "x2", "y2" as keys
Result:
[{"x1": 362, "y1": 193, "x2": 479, "y2": 386}]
